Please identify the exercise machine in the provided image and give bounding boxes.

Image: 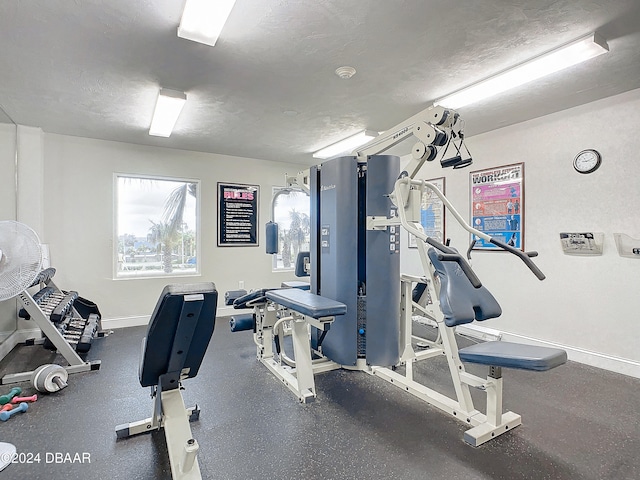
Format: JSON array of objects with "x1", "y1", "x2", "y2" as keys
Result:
[
  {"x1": 116, "y1": 283, "x2": 217, "y2": 479},
  {"x1": 236, "y1": 104, "x2": 566, "y2": 445}
]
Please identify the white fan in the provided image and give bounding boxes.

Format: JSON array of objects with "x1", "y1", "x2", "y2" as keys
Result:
[{"x1": 0, "y1": 221, "x2": 42, "y2": 301}]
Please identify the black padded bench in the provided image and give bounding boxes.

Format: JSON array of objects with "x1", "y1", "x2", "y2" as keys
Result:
[{"x1": 116, "y1": 282, "x2": 218, "y2": 480}]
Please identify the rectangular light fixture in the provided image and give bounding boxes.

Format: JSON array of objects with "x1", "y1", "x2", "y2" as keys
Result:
[
  {"x1": 177, "y1": 0, "x2": 237, "y2": 47},
  {"x1": 313, "y1": 130, "x2": 378, "y2": 159},
  {"x1": 149, "y1": 88, "x2": 187, "y2": 137},
  {"x1": 435, "y1": 33, "x2": 609, "y2": 109}
]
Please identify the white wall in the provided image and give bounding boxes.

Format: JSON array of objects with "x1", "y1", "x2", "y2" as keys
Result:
[
  {"x1": 0, "y1": 124, "x2": 16, "y2": 219},
  {"x1": 402, "y1": 88, "x2": 640, "y2": 376},
  {"x1": 40, "y1": 133, "x2": 303, "y2": 323},
  {"x1": 0, "y1": 124, "x2": 17, "y2": 342}
]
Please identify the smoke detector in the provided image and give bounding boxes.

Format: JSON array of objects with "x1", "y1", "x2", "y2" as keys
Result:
[{"x1": 335, "y1": 66, "x2": 356, "y2": 79}]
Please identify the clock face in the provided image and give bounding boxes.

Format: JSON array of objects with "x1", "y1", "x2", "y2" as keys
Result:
[{"x1": 574, "y1": 149, "x2": 601, "y2": 174}]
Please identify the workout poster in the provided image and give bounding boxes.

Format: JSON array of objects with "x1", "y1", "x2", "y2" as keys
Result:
[
  {"x1": 409, "y1": 177, "x2": 445, "y2": 248},
  {"x1": 470, "y1": 163, "x2": 524, "y2": 250},
  {"x1": 218, "y1": 182, "x2": 259, "y2": 247}
]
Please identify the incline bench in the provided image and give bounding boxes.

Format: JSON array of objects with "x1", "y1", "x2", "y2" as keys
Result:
[
  {"x1": 427, "y1": 248, "x2": 567, "y2": 445},
  {"x1": 116, "y1": 283, "x2": 218, "y2": 480}
]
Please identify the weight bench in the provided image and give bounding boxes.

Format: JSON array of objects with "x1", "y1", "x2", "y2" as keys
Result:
[
  {"x1": 427, "y1": 248, "x2": 567, "y2": 445},
  {"x1": 234, "y1": 287, "x2": 346, "y2": 403},
  {"x1": 115, "y1": 283, "x2": 218, "y2": 479}
]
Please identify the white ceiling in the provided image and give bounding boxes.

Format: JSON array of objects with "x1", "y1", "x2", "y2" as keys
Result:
[{"x1": 1, "y1": 0, "x2": 640, "y2": 165}]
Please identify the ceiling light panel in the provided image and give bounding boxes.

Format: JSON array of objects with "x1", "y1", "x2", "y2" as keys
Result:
[
  {"x1": 177, "y1": 0, "x2": 237, "y2": 47},
  {"x1": 435, "y1": 33, "x2": 609, "y2": 109},
  {"x1": 313, "y1": 130, "x2": 378, "y2": 159},
  {"x1": 149, "y1": 89, "x2": 187, "y2": 137}
]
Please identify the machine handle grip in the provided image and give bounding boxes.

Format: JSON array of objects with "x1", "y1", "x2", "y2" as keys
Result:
[
  {"x1": 489, "y1": 238, "x2": 546, "y2": 280},
  {"x1": 466, "y1": 238, "x2": 476, "y2": 260},
  {"x1": 436, "y1": 253, "x2": 483, "y2": 288}
]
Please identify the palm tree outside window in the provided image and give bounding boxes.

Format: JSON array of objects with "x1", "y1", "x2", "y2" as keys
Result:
[
  {"x1": 115, "y1": 175, "x2": 199, "y2": 278},
  {"x1": 272, "y1": 187, "x2": 310, "y2": 270}
]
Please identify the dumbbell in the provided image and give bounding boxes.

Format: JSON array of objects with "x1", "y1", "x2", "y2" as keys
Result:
[
  {"x1": 32, "y1": 364, "x2": 68, "y2": 393},
  {"x1": 12, "y1": 394, "x2": 37, "y2": 404},
  {"x1": 0, "y1": 402, "x2": 28, "y2": 422},
  {"x1": 0, "y1": 404, "x2": 13, "y2": 413},
  {"x1": 0, "y1": 387, "x2": 22, "y2": 405}
]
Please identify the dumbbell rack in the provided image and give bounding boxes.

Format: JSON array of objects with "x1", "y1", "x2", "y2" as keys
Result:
[{"x1": 1, "y1": 268, "x2": 102, "y2": 385}]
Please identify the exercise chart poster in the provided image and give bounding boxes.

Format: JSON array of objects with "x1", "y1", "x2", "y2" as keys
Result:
[
  {"x1": 218, "y1": 182, "x2": 259, "y2": 247},
  {"x1": 470, "y1": 163, "x2": 524, "y2": 250},
  {"x1": 409, "y1": 177, "x2": 445, "y2": 248}
]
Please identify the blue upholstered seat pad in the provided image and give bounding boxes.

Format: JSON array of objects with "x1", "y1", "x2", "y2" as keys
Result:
[
  {"x1": 139, "y1": 282, "x2": 217, "y2": 387},
  {"x1": 281, "y1": 281, "x2": 311, "y2": 290},
  {"x1": 427, "y1": 248, "x2": 502, "y2": 327},
  {"x1": 266, "y1": 288, "x2": 347, "y2": 318},
  {"x1": 458, "y1": 341, "x2": 567, "y2": 371},
  {"x1": 233, "y1": 289, "x2": 275, "y2": 309}
]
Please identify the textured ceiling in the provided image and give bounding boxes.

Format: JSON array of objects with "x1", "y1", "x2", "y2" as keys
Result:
[{"x1": 1, "y1": 0, "x2": 640, "y2": 165}]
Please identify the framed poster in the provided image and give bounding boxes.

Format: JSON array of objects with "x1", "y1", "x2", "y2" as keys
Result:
[
  {"x1": 218, "y1": 182, "x2": 259, "y2": 247},
  {"x1": 470, "y1": 163, "x2": 524, "y2": 250},
  {"x1": 409, "y1": 177, "x2": 446, "y2": 248}
]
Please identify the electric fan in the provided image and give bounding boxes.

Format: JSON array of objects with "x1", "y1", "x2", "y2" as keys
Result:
[{"x1": 0, "y1": 221, "x2": 42, "y2": 301}]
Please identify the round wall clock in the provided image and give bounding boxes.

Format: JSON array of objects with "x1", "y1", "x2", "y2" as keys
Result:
[{"x1": 573, "y1": 149, "x2": 601, "y2": 174}]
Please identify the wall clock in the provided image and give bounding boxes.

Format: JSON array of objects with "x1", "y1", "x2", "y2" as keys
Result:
[{"x1": 573, "y1": 149, "x2": 601, "y2": 174}]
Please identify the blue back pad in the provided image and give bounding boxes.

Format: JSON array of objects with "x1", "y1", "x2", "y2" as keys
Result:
[
  {"x1": 139, "y1": 283, "x2": 218, "y2": 388},
  {"x1": 427, "y1": 248, "x2": 502, "y2": 327}
]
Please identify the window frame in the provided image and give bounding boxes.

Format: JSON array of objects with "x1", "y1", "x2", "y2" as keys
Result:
[
  {"x1": 271, "y1": 186, "x2": 311, "y2": 272},
  {"x1": 113, "y1": 173, "x2": 201, "y2": 280}
]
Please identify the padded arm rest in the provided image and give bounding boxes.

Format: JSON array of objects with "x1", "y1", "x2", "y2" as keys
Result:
[
  {"x1": 266, "y1": 288, "x2": 346, "y2": 319},
  {"x1": 233, "y1": 289, "x2": 275, "y2": 309},
  {"x1": 458, "y1": 341, "x2": 567, "y2": 371}
]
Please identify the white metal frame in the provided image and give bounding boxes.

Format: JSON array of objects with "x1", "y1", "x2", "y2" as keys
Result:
[
  {"x1": 2, "y1": 277, "x2": 101, "y2": 385},
  {"x1": 113, "y1": 173, "x2": 202, "y2": 281},
  {"x1": 115, "y1": 375, "x2": 202, "y2": 479},
  {"x1": 250, "y1": 299, "x2": 339, "y2": 403}
]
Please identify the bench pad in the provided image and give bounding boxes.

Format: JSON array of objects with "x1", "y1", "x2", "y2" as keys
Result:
[
  {"x1": 233, "y1": 289, "x2": 275, "y2": 309},
  {"x1": 458, "y1": 341, "x2": 567, "y2": 371},
  {"x1": 280, "y1": 281, "x2": 311, "y2": 290},
  {"x1": 266, "y1": 289, "x2": 346, "y2": 319}
]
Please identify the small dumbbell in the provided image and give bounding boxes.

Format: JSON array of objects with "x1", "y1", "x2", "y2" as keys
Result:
[
  {"x1": 0, "y1": 402, "x2": 28, "y2": 421},
  {"x1": 0, "y1": 404, "x2": 13, "y2": 412},
  {"x1": 0, "y1": 387, "x2": 22, "y2": 405},
  {"x1": 12, "y1": 394, "x2": 37, "y2": 404}
]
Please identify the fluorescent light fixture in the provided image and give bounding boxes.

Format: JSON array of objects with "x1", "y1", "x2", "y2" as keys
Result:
[
  {"x1": 177, "y1": 0, "x2": 237, "y2": 47},
  {"x1": 149, "y1": 88, "x2": 187, "y2": 137},
  {"x1": 313, "y1": 130, "x2": 378, "y2": 159},
  {"x1": 435, "y1": 33, "x2": 609, "y2": 109}
]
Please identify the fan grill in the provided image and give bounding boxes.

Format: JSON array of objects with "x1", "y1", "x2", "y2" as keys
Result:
[{"x1": 0, "y1": 221, "x2": 42, "y2": 301}]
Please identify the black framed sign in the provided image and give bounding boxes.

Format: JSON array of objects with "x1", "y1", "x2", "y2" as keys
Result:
[{"x1": 217, "y1": 182, "x2": 259, "y2": 246}]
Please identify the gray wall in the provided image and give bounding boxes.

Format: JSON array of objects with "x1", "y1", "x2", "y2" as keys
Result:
[
  {"x1": 402, "y1": 87, "x2": 640, "y2": 376},
  {"x1": 35, "y1": 133, "x2": 302, "y2": 323}
]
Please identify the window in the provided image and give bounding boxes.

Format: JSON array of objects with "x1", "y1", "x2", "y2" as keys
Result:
[
  {"x1": 272, "y1": 187, "x2": 311, "y2": 270},
  {"x1": 115, "y1": 175, "x2": 199, "y2": 279}
]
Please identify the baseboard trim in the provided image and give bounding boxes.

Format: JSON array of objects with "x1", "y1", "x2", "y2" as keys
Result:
[
  {"x1": 4, "y1": 313, "x2": 637, "y2": 379},
  {"x1": 456, "y1": 323, "x2": 640, "y2": 379},
  {"x1": 100, "y1": 306, "x2": 246, "y2": 331},
  {"x1": 0, "y1": 328, "x2": 42, "y2": 361},
  {"x1": 101, "y1": 315, "x2": 149, "y2": 330}
]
